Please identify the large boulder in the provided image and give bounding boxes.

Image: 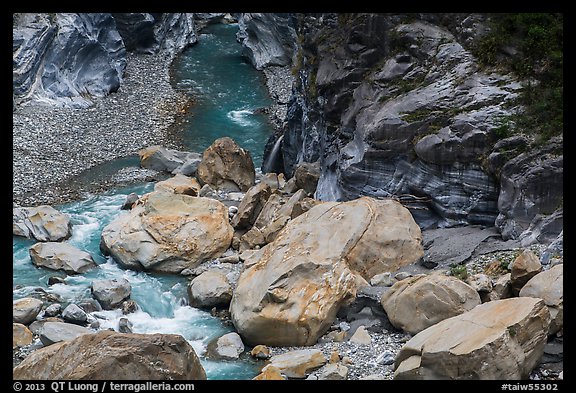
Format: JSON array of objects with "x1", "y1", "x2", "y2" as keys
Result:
[
  {"x1": 91, "y1": 278, "x2": 131, "y2": 310},
  {"x1": 519, "y1": 264, "x2": 563, "y2": 335},
  {"x1": 138, "y1": 145, "x2": 202, "y2": 175},
  {"x1": 13, "y1": 205, "x2": 71, "y2": 242},
  {"x1": 39, "y1": 321, "x2": 93, "y2": 346},
  {"x1": 394, "y1": 297, "x2": 551, "y2": 380},
  {"x1": 100, "y1": 191, "x2": 233, "y2": 273},
  {"x1": 206, "y1": 332, "x2": 245, "y2": 360},
  {"x1": 13, "y1": 330, "x2": 207, "y2": 380},
  {"x1": 187, "y1": 270, "x2": 232, "y2": 308},
  {"x1": 154, "y1": 174, "x2": 201, "y2": 196},
  {"x1": 29, "y1": 242, "x2": 97, "y2": 274},
  {"x1": 510, "y1": 250, "x2": 542, "y2": 294},
  {"x1": 380, "y1": 273, "x2": 481, "y2": 334},
  {"x1": 230, "y1": 182, "x2": 272, "y2": 229},
  {"x1": 196, "y1": 137, "x2": 256, "y2": 192},
  {"x1": 13, "y1": 323, "x2": 34, "y2": 348},
  {"x1": 13, "y1": 297, "x2": 43, "y2": 325},
  {"x1": 230, "y1": 197, "x2": 423, "y2": 346}
]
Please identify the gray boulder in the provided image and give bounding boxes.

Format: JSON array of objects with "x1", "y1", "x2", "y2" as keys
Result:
[
  {"x1": 120, "y1": 193, "x2": 139, "y2": 210},
  {"x1": 187, "y1": 270, "x2": 233, "y2": 308},
  {"x1": 138, "y1": 145, "x2": 202, "y2": 175},
  {"x1": 39, "y1": 321, "x2": 93, "y2": 346},
  {"x1": 13, "y1": 205, "x2": 71, "y2": 242},
  {"x1": 61, "y1": 304, "x2": 88, "y2": 324},
  {"x1": 91, "y1": 278, "x2": 131, "y2": 310},
  {"x1": 29, "y1": 242, "x2": 97, "y2": 274},
  {"x1": 206, "y1": 332, "x2": 245, "y2": 360}
]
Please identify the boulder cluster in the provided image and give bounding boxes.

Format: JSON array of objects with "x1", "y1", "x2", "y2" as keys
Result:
[{"x1": 13, "y1": 136, "x2": 562, "y2": 380}]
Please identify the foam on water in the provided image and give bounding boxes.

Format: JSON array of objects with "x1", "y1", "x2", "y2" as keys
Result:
[
  {"x1": 226, "y1": 109, "x2": 255, "y2": 127},
  {"x1": 13, "y1": 181, "x2": 261, "y2": 379}
]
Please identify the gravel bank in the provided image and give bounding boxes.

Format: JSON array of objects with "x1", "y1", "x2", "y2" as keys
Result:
[{"x1": 13, "y1": 52, "x2": 189, "y2": 207}]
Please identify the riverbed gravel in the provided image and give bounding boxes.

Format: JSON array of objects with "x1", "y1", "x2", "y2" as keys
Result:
[{"x1": 13, "y1": 53, "x2": 189, "y2": 207}]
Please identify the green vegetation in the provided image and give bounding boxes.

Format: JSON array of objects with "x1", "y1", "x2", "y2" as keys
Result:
[
  {"x1": 473, "y1": 13, "x2": 563, "y2": 142},
  {"x1": 449, "y1": 264, "x2": 469, "y2": 281}
]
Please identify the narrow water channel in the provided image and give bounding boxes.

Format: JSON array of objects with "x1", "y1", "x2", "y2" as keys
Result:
[
  {"x1": 169, "y1": 22, "x2": 276, "y2": 168},
  {"x1": 13, "y1": 21, "x2": 276, "y2": 380}
]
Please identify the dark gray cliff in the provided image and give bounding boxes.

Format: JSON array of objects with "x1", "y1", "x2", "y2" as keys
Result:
[
  {"x1": 236, "y1": 13, "x2": 298, "y2": 70},
  {"x1": 13, "y1": 13, "x2": 197, "y2": 108},
  {"x1": 259, "y1": 13, "x2": 562, "y2": 244},
  {"x1": 13, "y1": 13, "x2": 126, "y2": 108},
  {"x1": 113, "y1": 13, "x2": 197, "y2": 59}
]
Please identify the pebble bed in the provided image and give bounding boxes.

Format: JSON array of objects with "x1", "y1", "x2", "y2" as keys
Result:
[{"x1": 13, "y1": 53, "x2": 189, "y2": 207}]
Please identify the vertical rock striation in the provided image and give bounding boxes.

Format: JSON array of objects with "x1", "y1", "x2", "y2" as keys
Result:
[
  {"x1": 256, "y1": 13, "x2": 562, "y2": 242},
  {"x1": 13, "y1": 13, "x2": 197, "y2": 108},
  {"x1": 236, "y1": 13, "x2": 297, "y2": 70}
]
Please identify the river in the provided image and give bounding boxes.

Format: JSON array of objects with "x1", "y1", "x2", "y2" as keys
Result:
[{"x1": 13, "y1": 22, "x2": 277, "y2": 380}]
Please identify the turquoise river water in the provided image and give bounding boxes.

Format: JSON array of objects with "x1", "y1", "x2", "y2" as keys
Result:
[{"x1": 13, "y1": 22, "x2": 277, "y2": 379}]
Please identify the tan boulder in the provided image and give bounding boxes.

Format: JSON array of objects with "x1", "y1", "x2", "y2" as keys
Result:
[
  {"x1": 13, "y1": 205, "x2": 71, "y2": 242},
  {"x1": 316, "y1": 363, "x2": 348, "y2": 380},
  {"x1": 230, "y1": 182, "x2": 272, "y2": 229},
  {"x1": 154, "y1": 174, "x2": 201, "y2": 196},
  {"x1": 100, "y1": 191, "x2": 233, "y2": 273},
  {"x1": 519, "y1": 264, "x2": 563, "y2": 335},
  {"x1": 196, "y1": 137, "x2": 255, "y2": 192},
  {"x1": 263, "y1": 349, "x2": 327, "y2": 379},
  {"x1": 250, "y1": 344, "x2": 271, "y2": 359},
  {"x1": 252, "y1": 365, "x2": 286, "y2": 380},
  {"x1": 13, "y1": 297, "x2": 43, "y2": 325},
  {"x1": 13, "y1": 330, "x2": 206, "y2": 380},
  {"x1": 381, "y1": 273, "x2": 481, "y2": 334},
  {"x1": 394, "y1": 297, "x2": 551, "y2": 380},
  {"x1": 349, "y1": 326, "x2": 372, "y2": 346},
  {"x1": 230, "y1": 197, "x2": 422, "y2": 346},
  {"x1": 510, "y1": 250, "x2": 542, "y2": 294},
  {"x1": 13, "y1": 323, "x2": 33, "y2": 348},
  {"x1": 485, "y1": 272, "x2": 513, "y2": 302},
  {"x1": 29, "y1": 242, "x2": 97, "y2": 274}
]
